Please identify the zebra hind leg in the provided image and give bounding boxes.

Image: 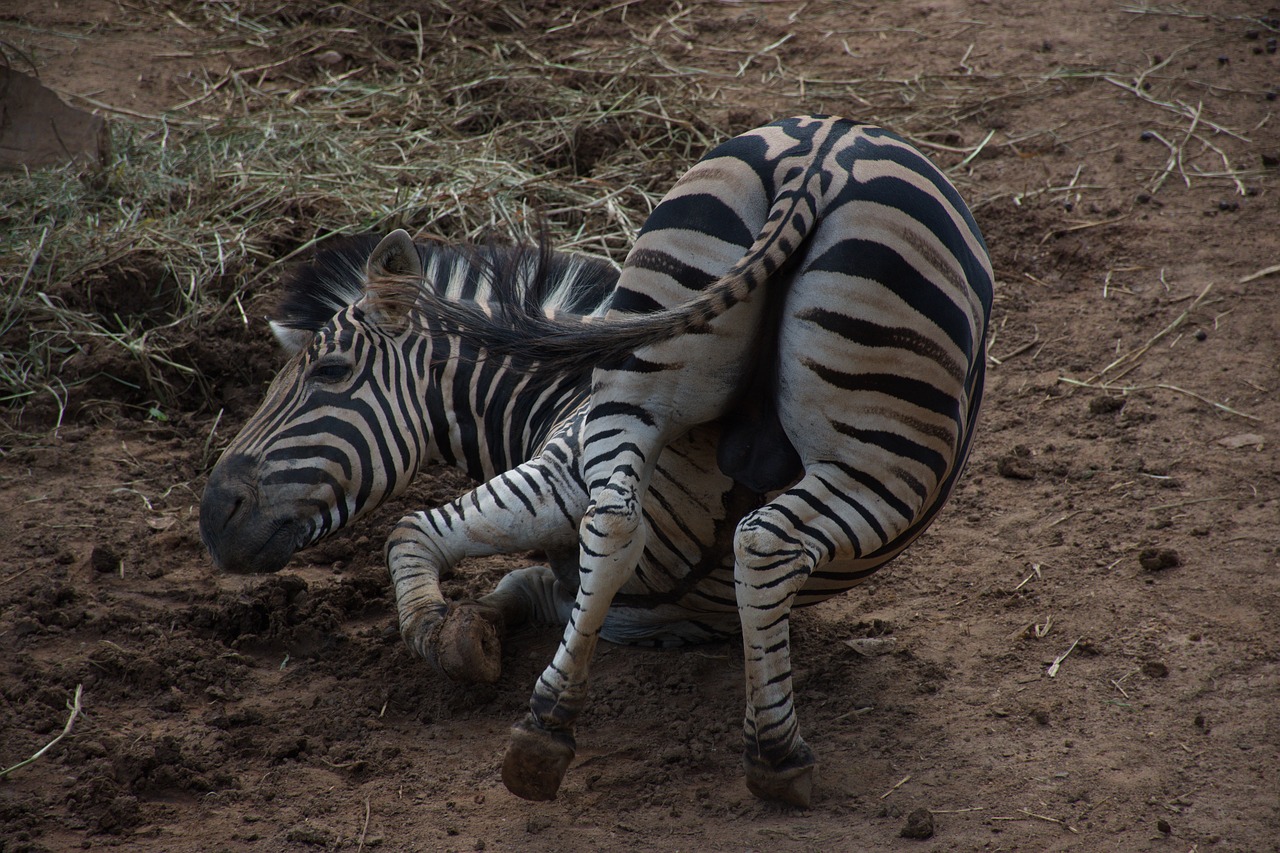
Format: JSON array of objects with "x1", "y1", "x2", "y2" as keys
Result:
[{"x1": 732, "y1": 482, "x2": 851, "y2": 808}]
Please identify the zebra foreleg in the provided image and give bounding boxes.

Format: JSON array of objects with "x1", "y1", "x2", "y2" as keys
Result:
[
  {"x1": 385, "y1": 517, "x2": 509, "y2": 683},
  {"x1": 385, "y1": 462, "x2": 584, "y2": 684},
  {"x1": 417, "y1": 567, "x2": 574, "y2": 685},
  {"x1": 502, "y1": 473, "x2": 648, "y2": 801},
  {"x1": 385, "y1": 519, "x2": 454, "y2": 664}
]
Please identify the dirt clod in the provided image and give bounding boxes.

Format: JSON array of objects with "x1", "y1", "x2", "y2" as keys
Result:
[
  {"x1": 90, "y1": 545, "x2": 122, "y2": 573},
  {"x1": 1142, "y1": 660, "x2": 1170, "y2": 678},
  {"x1": 900, "y1": 808, "x2": 935, "y2": 840},
  {"x1": 1088, "y1": 395, "x2": 1126, "y2": 415},
  {"x1": 1138, "y1": 548, "x2": 1182, "y2": 571},
  {"x1": 997, "y1": 453, "x2": 1036, "y2": 480}
]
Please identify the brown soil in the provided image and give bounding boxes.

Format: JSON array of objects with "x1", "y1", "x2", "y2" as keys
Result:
[{"x1": 2, "y1": 2, "x2": 1278, "y2": 851}]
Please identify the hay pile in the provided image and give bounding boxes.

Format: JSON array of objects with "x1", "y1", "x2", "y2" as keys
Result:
[{"x1": 0, "y1": 1, "x2": 728, "y2": 427}]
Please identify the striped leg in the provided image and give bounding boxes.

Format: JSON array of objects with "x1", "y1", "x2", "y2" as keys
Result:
[
  {"x1": 502, "y1": 466, "x2": 650, "y2": 800},
  {"x1": 386, "y1": 456, "x2": 584, "y2": 683},
  {"x1": 733, "y1": 463, "x2": 893, "y2": 807}
]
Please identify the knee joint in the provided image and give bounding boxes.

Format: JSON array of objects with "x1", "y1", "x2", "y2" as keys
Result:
[
  {"x1": 734, "y1": 510, "x2": 810, "y2": 575},
  {"x1": 584, "y1": 486, "x2": 641, "y2": 541}
]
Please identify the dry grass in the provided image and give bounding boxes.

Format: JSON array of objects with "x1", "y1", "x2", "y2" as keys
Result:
[{"x1": 0, "y1": 1, "x2": 727, "y2": 430}]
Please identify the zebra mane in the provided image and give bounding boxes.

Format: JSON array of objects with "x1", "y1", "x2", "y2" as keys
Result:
[
  {"x1": 273, "y1": 234, "x2": 381, "y2": 333},
  {"x1": 272, "y1": 235, "x2": 619, "y2": 335}
]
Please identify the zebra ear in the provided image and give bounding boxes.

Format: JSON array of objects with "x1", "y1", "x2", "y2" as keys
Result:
[
  {"x1": 269, "y1": 320, "x2": 313, "y2": 356},
  {"x1": 366, "y1": 229, "x2": 423, "y2": 279},
  {"x1": 362, "y1": 229, "x2": 422, "y2": 333}
]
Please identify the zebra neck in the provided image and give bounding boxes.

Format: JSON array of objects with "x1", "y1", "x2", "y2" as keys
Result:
[{"x1": 423, "y1": 338, "x2": 589, "y2": 483}]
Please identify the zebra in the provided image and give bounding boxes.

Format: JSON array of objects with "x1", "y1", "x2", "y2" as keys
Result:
[{"x1": 200, "y1": 115, "x2": 992, "y2": 808}]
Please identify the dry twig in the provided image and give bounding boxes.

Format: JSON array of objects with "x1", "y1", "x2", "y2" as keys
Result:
[{"x1": 0, "y1": 685, "x2": 84, "y2": 779}]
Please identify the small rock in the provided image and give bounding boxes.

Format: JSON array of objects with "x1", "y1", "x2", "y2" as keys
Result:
[
  {"x1": 1157, "y1": 818, "x2": 1172, "y2": 834},
  {"x1": 1216, "y1": 433, "x2": 1264, "y2": 450},
  {"x1": 844, "y1": 637, "x2": 898, "y2": 657},
  {"x1": 12, "y1": 618, "x2": 41, "y2": 637},
  {"x1": 1138, "y1": 548, "x2": 1180, "y2": 571},
  {"x1": 314, "y1": 50, "x2": 344, "y2": 66},
  {"x1": 285, "y1": 825, "x2": 335, "y2": 846},
  {"x1": 900, "y1": 808, "x2": 935, "y2": 840}
]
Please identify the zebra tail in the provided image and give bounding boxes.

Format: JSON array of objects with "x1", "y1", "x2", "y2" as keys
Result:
[{"x1": 402, "y1": 185, "x2": 818, "y2": 374}]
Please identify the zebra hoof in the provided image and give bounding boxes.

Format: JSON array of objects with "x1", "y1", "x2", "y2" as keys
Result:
[
  {"x1": 742, "y1": 742, "x2": 817, "y2": 808},
  {"x1": 426, "y1": 605, "x2": 503, "y2": 684},
  {"x1": 501, "y1": 715, "x2": 576, "y2": 801}
]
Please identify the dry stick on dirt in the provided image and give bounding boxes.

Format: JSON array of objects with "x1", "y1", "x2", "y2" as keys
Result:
[
  {"x1": 1060, "y1": 377, "x2": 1262, "y2": 422},
  {"x1": 986, "y1": 334, "x2": 1039, "y2": 366},
  {"x1": 1090, "y1": 38, "x2": 1252, "y2": 197},
  {"x1": 1012, "y1": 564, "x2": 1041, "y2": 591},
  {"x1": 1046, "y1": 639, "x2": 1079, "y2": 678},
  {"x1": 1038, "y1": 214, "x2": 1128, "y2": 246},
  {"x1": 1239, "y1": 263, "x2": 1280, "y2": 284},
  {"x1": 1090, "y1": 280, "x2": 1215, "y2": 382},
  {"x1": 1111, "y1": 669, "x2": 1137, "y2": 699},
  {"x1": 1149, "y1": 496, "x2": 1239, "y2": 512},
  {"x1": 355, "y1": 796, "x2": 372, "y2": 853},
  {"x1": 0, "y1": 685, "x2": 83, "y2": 779},
  {"x1": 0, "y1": 565, "x2": 38, "y2": 588},
  {"x1": 992, "y1": 808, "x2": 1079, "y2": 834},
  {"x1": 1102, "y1": 70, "x2": 1251, "y2": 144},
  {"x1": 880, "y1": 774, "x2": 912, "y2": 799}
]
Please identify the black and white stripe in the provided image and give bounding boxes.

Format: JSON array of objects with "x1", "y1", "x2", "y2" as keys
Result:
[{"x1": 200, "y1": 115, "x2": 992, "y2": 809}]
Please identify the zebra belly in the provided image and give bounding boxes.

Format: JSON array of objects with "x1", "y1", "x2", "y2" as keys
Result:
[{"x1": 600, "y1": 604, "x2": 743, "y2": 647}]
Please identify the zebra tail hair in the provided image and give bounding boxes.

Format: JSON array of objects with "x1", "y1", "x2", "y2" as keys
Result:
[{"x1": 407, "y1": 185, "x2": 818, "y2": 374}]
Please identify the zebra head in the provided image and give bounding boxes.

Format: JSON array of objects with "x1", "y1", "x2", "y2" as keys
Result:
[{"x1": 200, "y1": 231, "x2": 431, "y2": 573}]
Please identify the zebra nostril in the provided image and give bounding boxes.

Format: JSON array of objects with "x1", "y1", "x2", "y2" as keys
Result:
[
  {"x1": 229, "y1": 493, "x2": 246, "y2": 519},
  {"x1": 201, "y1": 454, "x2": 260, "y2": 537}
]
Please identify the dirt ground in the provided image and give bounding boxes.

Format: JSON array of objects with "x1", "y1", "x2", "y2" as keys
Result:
[{"x1": 2, "y1": 1, "x2": 1278, "y2": 851}]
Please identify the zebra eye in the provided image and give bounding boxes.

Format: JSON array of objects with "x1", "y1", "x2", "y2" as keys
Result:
[{"x1": 310, "y1": 359, "x2": 352, "y2": 384}]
